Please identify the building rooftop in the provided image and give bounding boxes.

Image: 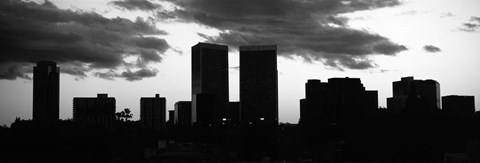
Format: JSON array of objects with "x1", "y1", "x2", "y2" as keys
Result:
[
  {"x1": 193, "y1": 42, "x2": 228, "y2": 50},
  {"x1": 36, "y1": 61, "x2": 57, "y2": 67},
  {"x1": 240, "y1": 45, "x2": 277, "y2": 51},
  {"x1": 307, "y1": 79, "x2": 321, "y2": 83},
  {"x1": 443, "y1": 95, "x2": 474, "y2": 98}
]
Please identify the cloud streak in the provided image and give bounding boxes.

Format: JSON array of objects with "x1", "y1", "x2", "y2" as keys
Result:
[
  {"x1": 461, "y1": 16, "x2": 480, "y2": 32},
  {"x1": 110, "y1": 0, "x2": 160, "y2": 11},
  {"x1": 165, "y1": 0, "x2": 407, "y2": 70},
  {"x1": 424, "y1": 45, "x2": 441, "y2": 53},
  {"x1": 94, "y1": 68, "x2": 158, "y2": 81},
  {"x1": 0, "y1": 0, "x2": 169, "y2": 80}
]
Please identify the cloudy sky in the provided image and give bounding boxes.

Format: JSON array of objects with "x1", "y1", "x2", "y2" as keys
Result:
[{"x1": 1, "y1": 0, "x2": 479, "y2": 126}]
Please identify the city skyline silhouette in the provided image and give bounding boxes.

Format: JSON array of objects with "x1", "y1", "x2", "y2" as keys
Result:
[
  {"x1": 1, "y1": 0, "x2": 480, "y2": 126},
  {"x1": 1, "y1": 57, "x2": 479, "y2": 162},
  {"x1": 1, "y1": 0, "x2": 480, "y2": 161}
]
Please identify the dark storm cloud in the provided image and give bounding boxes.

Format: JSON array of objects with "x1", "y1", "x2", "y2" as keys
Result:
[
  {"x1": 327, "y1": 16, "x2": 349, "y2": 27},
  {"x1": 110, "y1": 0, "x2": 160, "y2": 11},
  {"x1": 424, "y1": 45, "x2": 441, "y2": 53},
  {"x1": 121, "y1": 68, "x2": 158, "y2": 81},
  {"x1": 0, "y1": 0, "x2": 170, "y2": 80},
  {"x1": 0, "y1": 63, "x2": 32, "y2": 80},
  {"x1": 94, "y1": 71, "x2": 116, "y2": 80},
  {"x1": 168, "y1": 0, "x2": 406, "y2": 70},
  {"x1": 60, "y1": 66, "x2": 89, "y2": 78},
  {"x1": 95, "y1": 68, "x2": 158, "y2": 81},
  {"x1": 131, "y1": 37, "x2": 169, "y2": 52},
  {"x1": 461, "y1": 16, "x2": 480, "y2": 32}
]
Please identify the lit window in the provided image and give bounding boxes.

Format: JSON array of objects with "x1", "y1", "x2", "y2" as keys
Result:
[{"x1": 260, "y1": 118, "x2": 264, "y2": 121}]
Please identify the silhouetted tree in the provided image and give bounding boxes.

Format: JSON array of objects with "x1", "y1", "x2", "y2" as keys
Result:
[{"x1": 116, "y1": 108, "x2": 133, "y2": 122}]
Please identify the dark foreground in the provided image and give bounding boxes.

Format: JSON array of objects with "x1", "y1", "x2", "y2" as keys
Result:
[{"x1": 1, "y1": 114, "x2": 480, "y2": 163}]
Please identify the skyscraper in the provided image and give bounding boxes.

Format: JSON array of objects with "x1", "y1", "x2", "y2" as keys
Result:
[
  {"x1": 442, "y1": 95, "x2": 475, "y2": 118},
  {"x1": 229, "y1": 101, "x2": 240, "y2": 125},
  {"x1": 300, "y1": 77, "x2": 378, "y2": 126},
  {"x1": 191, "y1": 43, "x2": 229, "y2": 125},
  {"x1": 387, "y1": 77, "x2": 440, "y2": 114},
  {"x1": 174, "y1": 101, "x2": 191, "y2": 126},
  {"x1": 73, "y1": 94, "x2": 115, "y2": 127},
  {"x1": 239, "y1": 45, "x2": 278, "y2": 125},
  {"x1": 167, "y1": 110, "x2": 174, "y2": 127},
  {"x1": 140, "y1": 94, "x2": 166, "y2": 130},
  {"x1": 300, "y1": 79, "x2": 329, "y2": 126},
  {"x1": 33, "y1": 61, "x2": 59, "y2": 122}
]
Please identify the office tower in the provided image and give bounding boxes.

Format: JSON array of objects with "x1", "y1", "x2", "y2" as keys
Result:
[
  {"x1": 239, "y1": 45, "x2": 278, "y2": 125},
  {"x1": 168, "y1": 110, "x2": 174, "y2": 126},
  {"x1": 192, "y1": 93, "x2": 215, "y2": 125},
  {"x1": 301, "y1": 80, "x2": 328, "y2": 125},
  {"x1": 140, "y1": 94, "x2": 166, "y2": 130},
  {"x1": 365, "y1": 90, "x2": 379, "y2": 116},
  {"x1": 327, "y1": 78, "x2": 378, "y2": 123},
  {"x1": 33, "y1": 61, "x2": 59, "y2": 122},
  {"x1": 300, "y1": 77, "x2": 378, "y2": 126},
  {"x1": 299, "y1": 99, "x2": 306, "y2": 124},
  {"x1": 174, "y1": 101, "x2": 191, "y2": 126},
  {"x1": 191, "y1": 43, "x2": 229, "y2": 125},
  {"x1": 386, "y1": 97, "x2": 407, "y2": 115},
  {"x1": 387, "y1": 77, "x2": 440, "y2": 115},
  {"x1": 442, "y1": 95, "x2": 475, "y2": 118},
  {"x1": 229, "y1": 101, "x2": 240, "y2": 125},
  {"x1": 73, "y1": 94, "x2": 115, "y2": 127}
]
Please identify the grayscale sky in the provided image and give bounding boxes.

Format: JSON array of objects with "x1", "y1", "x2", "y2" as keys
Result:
[{"x1": 1, "y1": 0, "x2": 480, "y2": 126}]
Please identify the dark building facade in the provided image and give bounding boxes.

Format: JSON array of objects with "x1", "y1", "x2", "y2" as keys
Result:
[
  {"x1": 192, "y1": 93, "x2": 215, "y2": 125},
  {"x1": 140, "y1": 94, "x2": 166, "y2": 130},
  {"x1": 299, "y1": 98, "x2": 306, "y2": 124},
  {"x1": 174, "y1": 101, "x2": 192, "y2": 126},
  {"x1": 300, "y1": 79, "x2": 331, "y2": 125},
  {"x1": 239, "y1": 45, "x2": 278, "y2": 125},
  {"x1": 167, "y1": 110, "x2": 174, "y2": 127},
  {"x1": 191, "y1": 43, "x2": 229, "y2": 126},
  {"x1": 73, "y1": 94, "x2": 116, "y2": 127},
  {"x1": 300, "y1": 77, "x2": 378, "y2": 127},
  {"x1": 387, "y1": 77, "x2": 440, "y2": 115},
  {"x1": 442, "y1": 95, "x2": 475, "y2": 118},
  {"x1": 33, "y1": 61, "x2": 59, "y2": 122},
  {"x1": 229, "y1": 101, "x2": 240, "y2": 125}
]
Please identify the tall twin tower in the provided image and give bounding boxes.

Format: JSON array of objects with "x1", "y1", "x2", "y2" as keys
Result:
[
  {"x1": 191, "y1": 43, "x2": 278, "y2": 126},
  {"x1": 33, "y1": 61, "x2": 60, "y2": 122}
]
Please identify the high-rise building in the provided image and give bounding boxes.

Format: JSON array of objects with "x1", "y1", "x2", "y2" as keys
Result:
[
  {"x1": 328, "y1": 78, "x2": 378, "y2": 123},
  {"x1": 33, "y1": 61, "x2": 59, "y2": 122},
  {"x1": 167, "y1": 110, "x2": 174, "y2": 126},
  {"x1": 191, "y1": 43, "x2": 229, "y2": 125},
  {"x1": 73, "y1": 94, "x2": 115, "y2": 127},
  {"x1": 442, "y1": 95, "x2": 475, "y2": 118},
  {"x1": 174, "y1": 101, "x2": 191, "y2": 126},
  {"x1": 300, "y1": 77, "x2": 378, "y2": 126},
  {"x1": 299, "y1": 98, "x2": 307, "y2": 124},
  {"x1": 239, "y1": 45, "x2": 278, "y2": 125},
  {"x1": 301, "y1": 80, "x2": 329, "y2": 125},
  {"x1": 386, "y1": 97, "x2": 407, "y2": 115},
  {"x1": 387, "y1": 77, "x2": 440, "y2": 114},
  {"x1": 229, "y1": 101, "x2": 240, "y2": 125},
  {"x1": 140, "y1": 94, "x2": 166, "y2": 130},
  {"x1": 192, "y1": 93, "x2": 215, "y2": 125}
]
